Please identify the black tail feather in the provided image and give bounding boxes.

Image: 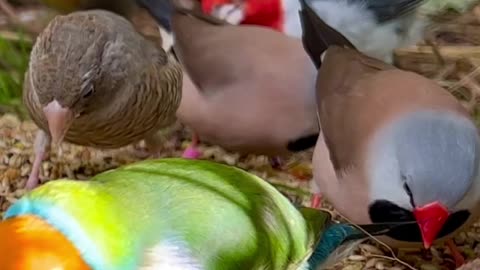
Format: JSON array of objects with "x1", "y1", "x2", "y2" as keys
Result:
[
  {"x1": 298, "y1": 0, "x2": 356, "y2": 69},
  {"x1": 138, "y1": 0, "x2": 227, "y2": 34},
  {"x1": 363, "y1": 0, "x2": 426, "y2": 23},
  {"x1": 136, "y1": 0, "x2": 174, "y2": 32},
  {"x1": 287, "y1": 133, "x2": 319, "y2": 152}
]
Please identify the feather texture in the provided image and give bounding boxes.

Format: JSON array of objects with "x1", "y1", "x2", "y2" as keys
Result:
[
  {"x1": 168, "y1": 0, "x2": 319, "y2": 156},
  {"x1": 5, "y1": 159, "x2": 313, "y2": 269},
  {"x1": 300, "y1": 0, "x2": 480, "y2": 250},
  {"x1": 22, "y1": 9, "x2": 183, "y2": 190},
  {"x1": 24, "y1": 10, "x2": 182, "y2": 148},
  {"x1": 2, "y1": 159, "x2": 385, "y2": 269}
]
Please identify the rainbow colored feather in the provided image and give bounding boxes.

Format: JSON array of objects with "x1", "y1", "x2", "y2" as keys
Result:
[{"x1": 3, "y1": 158, "x2": 376, "y2": 270}]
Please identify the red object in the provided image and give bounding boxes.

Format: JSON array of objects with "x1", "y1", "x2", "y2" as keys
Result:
[
  {"x1": 413, "y1": 201, "x2": 450, "y2": 249},
  {"x1": 201, "y1": 0, "x2": 285, "y2": 32}
]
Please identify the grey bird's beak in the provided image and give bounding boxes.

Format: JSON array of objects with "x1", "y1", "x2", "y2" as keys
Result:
[{"x1": 42, "y1": 99, "x2": 73, "y2": 146}]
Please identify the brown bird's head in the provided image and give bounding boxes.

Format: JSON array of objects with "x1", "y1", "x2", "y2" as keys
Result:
[{"x1": 28, "y1": 10, "x2": 148, "y2": 145}]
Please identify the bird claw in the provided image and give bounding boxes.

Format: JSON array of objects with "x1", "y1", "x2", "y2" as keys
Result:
[{"x1": 182, "y1": 146, "x2": 202, "y2": 159}]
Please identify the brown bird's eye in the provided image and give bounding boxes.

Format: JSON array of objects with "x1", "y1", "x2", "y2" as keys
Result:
[{"x1": 82, "y1": 86, "x2": 94, "y2": 98}]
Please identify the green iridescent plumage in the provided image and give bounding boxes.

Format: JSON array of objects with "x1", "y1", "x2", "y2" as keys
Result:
[{"x1": 4, "y1": 158, "x2": 379, "y2": 270}]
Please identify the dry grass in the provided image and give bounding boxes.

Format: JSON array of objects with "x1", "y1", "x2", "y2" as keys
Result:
[{"x1": 396, "y1": 2, "x2": 480, "y2": 125}]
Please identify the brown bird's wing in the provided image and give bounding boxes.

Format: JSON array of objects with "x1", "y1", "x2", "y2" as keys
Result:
[
  {"x1": 169, "y1": 0, "x2": 319, "y2": 155},
  {"x1": 22, "y1": 68, "x2": 49, "y2": 133},
  {"x1": 315, "y1": 48, "x2": 396, "y2": 172},
  {"x1": 316, "y1": 47, "x2": 469, "y2": 173},
  {"x1": 129, "y1": 6, "x2": 164, "y2": 48},
  {"x1": 170, "y1": 0, "x2": 240, "y2": 93},
  {"x1": 299, "y1": 0, "x2": 467, "y2": 173},
  {"x1": 171, "y1": 0, "x2": 304, "y2": 96},
  {"x1": 298, "y1": 0, "x2": 394, "y2": 171}
]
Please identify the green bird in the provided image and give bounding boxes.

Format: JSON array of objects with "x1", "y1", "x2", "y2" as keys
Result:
[{"x1": 0, "y1": 159, "x2": 402, "y2": 270}]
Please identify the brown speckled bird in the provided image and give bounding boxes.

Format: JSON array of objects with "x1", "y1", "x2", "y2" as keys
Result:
[
  {"x1": 23, "y1": 10, "x2": 182, "y2": 190},
  {"x1": 299, "y1": 0, "x2": 480, "y2": 267},
  {"x1": 161, "y1": 0, "x2": 319, "y2": 160}
]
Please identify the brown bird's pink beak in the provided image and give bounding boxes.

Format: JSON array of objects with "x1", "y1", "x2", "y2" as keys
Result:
[
  {"x1": 413, "y1": 201, "x2": 450, "y2": 249},
  {"x1": 42, "y1": 100, "x2": 73, "y2": 145}
]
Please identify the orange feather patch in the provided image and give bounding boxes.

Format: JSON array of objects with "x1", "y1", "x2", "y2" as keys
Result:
[{"x1": 0, "y1": 215, "x2": 91, "y2": 270}]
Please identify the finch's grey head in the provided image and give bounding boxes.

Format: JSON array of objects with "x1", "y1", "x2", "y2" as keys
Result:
[{"x1": 367, "y1": 110, "x2": 480, "y2": 247}]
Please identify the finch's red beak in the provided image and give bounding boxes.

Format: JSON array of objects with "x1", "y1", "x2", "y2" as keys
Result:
[
  {"x1": 413, "y1": 201, "x2": 449, "y2": 249},
  {"x1": 43, "y1": 99, "x2": 73, "y2": 145}
]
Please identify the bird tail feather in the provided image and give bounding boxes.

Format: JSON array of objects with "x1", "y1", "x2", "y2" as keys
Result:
[
  {"x1": 299, "y1": 208, "x2": 360, "y2": 269},
  {"x1": 139, "y1": 0, "x2": 229, "y2": 61},
  {"x1": 313, "y1": 240, "x2": 362, "y2": 270},
  {"x1": 139, "y1": 0, "x2": 229, "y2": 34},
  {"x1": 136, "y1": 0, "x2": 175, "y2": 32},
  {"x1": 301, "y1": 207, "x2": 403, "y2": 269},
  {"x1": 298, "y1": 0, "x2": 356, "y2": 69},
  {"x1": 306, "y1": 223, "x2": 360, "y2": 269},
  {"x1": 364, "y1": 0, "x2": 426, "y2": 23}
]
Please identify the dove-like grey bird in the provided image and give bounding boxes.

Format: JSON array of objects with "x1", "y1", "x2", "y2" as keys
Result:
[
  {"x1": 23, "y1": 10, "x2": 182, "y2": 190},
  {"x1": 298, "y1": 0, "x2": 480, "y2": 267}
]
